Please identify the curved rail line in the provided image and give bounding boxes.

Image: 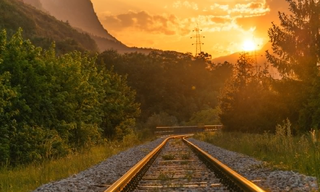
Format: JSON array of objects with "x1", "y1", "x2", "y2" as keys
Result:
[{"x1": 105, "y1": 136, "x2": 265, "y2": 192}]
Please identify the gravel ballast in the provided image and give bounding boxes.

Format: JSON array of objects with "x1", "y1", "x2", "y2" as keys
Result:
[
  {"x1": 188, "y1": 138, "x2": 319, "y2": 192},
  {"x1": 33, "y1": 137, "x2": 319, "y2": 192}
]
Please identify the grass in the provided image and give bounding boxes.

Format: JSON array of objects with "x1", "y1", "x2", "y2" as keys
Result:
[
  {"x1": 194, "y1": 120, "x2": 320, "y2": 184},
  {"x1": 0, "y1": 133, "x2": 153, "y2": 192},
  {"x1": 180, "y1": 152, "x2": 190, "y2": 160},
  {"x1": 162, "y1": 154, "x2": 175, "y2": 160},
  {"x1": 184, "y1": 170, "x2": 193, "y2": 182}
]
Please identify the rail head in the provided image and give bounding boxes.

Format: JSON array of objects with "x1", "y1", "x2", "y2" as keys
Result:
[
  {"x1": 104, "y1": 135, "x2": 184, "y2": 192},
  {"x1": 182, "y1": 137, "x2": 265, "y2": 192}
]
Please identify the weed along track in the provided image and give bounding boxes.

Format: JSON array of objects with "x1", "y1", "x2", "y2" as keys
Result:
[
  {"x1": 105, "y1": 136, "x2": 265, "y2": 192},
  {"x1": 135, "y1": 138, "x2": 224, "y2": 191}
]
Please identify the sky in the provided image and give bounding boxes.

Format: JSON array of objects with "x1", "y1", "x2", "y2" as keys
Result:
[{"x1": 91, "y1": 0, "x2": 289, "y2": 58}]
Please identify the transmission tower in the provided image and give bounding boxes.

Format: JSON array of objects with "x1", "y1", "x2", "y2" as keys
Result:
[{"x1": 191, "y1": 25, "x2": 204, "y2": 56}]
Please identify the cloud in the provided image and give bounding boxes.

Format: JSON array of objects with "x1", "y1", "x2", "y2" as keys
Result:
[
  {"x1": 210, "y1": 16, "x2": 231, "y2": 24},
  {"x1": 231, "y1": 2, "x2": 270, "y2": 16},
  {"x1": 210, "y1": 3, "x2": 229, "y2": 12},
  {"x1": 96, "y1": 0, "x2": 291, "y2": 57},
  {"x1": 101, "y1": 11, "x2": 178, "y2": 35},
  {"x1": 101, "y1": 0, "x2": 274, "y2": 38},
  {"x1": 172, "y1": 1, "x2": 199, "y2": 10}
]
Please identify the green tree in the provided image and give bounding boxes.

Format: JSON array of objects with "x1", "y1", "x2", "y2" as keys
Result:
[
  {"x1": 187, "y1": 107, "x2": 221, "y2": 126},
  {"x1": 95, "y1": 63, "x2": 141, "y2": 139},
  {"x1": 0, "y1": 28, "x2": 141, "y2": 165},
  {"x1": 145, "y1": 112, "x2": 178, "y2": 128},
  {"x1": 0, "y1": 72, "x2": 17, "y2": 165}
]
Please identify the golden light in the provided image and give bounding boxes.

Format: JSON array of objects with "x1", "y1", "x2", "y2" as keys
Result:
[{"x1": 242, "y1": 39, "x2": 256, "y2": 51}]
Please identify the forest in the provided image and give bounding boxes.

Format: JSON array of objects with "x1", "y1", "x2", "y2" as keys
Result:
[{"x1": 1, "y1": 0, "x2": 320, "y2": 167}]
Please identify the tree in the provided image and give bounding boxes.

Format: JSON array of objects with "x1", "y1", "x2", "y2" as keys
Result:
[
  {"x1": 267, "y1": 0, "x2": 320, "y2": 82},
  {"x1": 0, "y1": 72, "x2": 17, "y2": 164},
  {"x1": 187, "y1": 107, "x2": 221, "y2": 126},
  {"x1": 219, "y1": 53, "x2": 280, "y2": 133},
  {"x1": 266, "y1": 0, "x2": 320, "y2": 132}
]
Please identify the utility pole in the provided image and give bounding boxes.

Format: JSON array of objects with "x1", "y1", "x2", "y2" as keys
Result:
[{"x1": 191, "y1": 24, "x2": 204, "y2": 56}]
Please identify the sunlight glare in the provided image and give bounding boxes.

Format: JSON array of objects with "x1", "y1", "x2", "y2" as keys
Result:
[{"x1": 242, "y1": 39, "x2": 256, "y2": 51}]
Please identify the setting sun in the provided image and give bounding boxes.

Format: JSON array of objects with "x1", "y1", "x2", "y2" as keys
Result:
[{"x1": 242, "y1": 39, "x2": 257, "y2": 51}]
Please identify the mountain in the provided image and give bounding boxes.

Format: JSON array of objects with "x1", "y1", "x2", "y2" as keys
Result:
[
  {"x1": 21, "y1": 0, "x2": 135, "y2": 53},
  {"x1": 39, "y1": 0, "x2": 116, "y2": 41},
  {"x1": 0, "y1": 0, "x2": 98, "y2": 53},
  {"x1": 21, "y1": 0, "x2": 43, "y2": 10}
]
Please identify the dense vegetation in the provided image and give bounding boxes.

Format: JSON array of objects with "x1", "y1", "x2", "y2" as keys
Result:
[
  {"x1": 0, "y1": 0, "x2": 98, "y2": 54},
  {"x1": 219, "y1": 0, "x2": 320, "y2": 134},
  {"x1": 98, "y1": 51, "x2": 232, "y2": 126},
  {"x1": 0, "y1": 29, "x2": 140, "y2": 166}
]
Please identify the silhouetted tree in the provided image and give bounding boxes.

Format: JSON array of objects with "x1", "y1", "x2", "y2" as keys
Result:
[
  {"x1": 267, "y1": 0, "x2": 320, "y2": 132},
  {"x1": 219, "y1": 53, "x2": 280, "y2": 133}
]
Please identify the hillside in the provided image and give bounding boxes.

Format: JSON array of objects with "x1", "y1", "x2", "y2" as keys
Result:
[
  {"x1": 21, "y1": 0, "x2": 155, "y2": 54},
  {"x1": 39, "y1": 0, "x2": 116, "y2": 41},
  {"x1": 0, "y1": 0, "x2": 98, "y2": 53},
  {"x1": 21, "y1": 0, "x2": 134, "y2": 53}
]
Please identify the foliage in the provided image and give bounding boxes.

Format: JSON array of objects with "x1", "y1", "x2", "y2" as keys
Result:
[
  {"x1": 266, "y1": 0, "x2": 320, "y2": 132},
  {"x1": 144, "y1": 112, "x2": 178, "y2": 131},
  {"x1": 0, "y1": 72, "x2": 17, "y2": 164},
  {"x1": 98, "y1": 50, "x2": 233, "y2": 125},
  {"x1": 0, "y1": 29, "x2": 140, "y2": 166},
  {"x1": 219, "y1": 53, "x2": 281, "y2": 133},
  {"x1": 266, "y1": 0, "x2": 320, "y2": 82},
  {"x1": 186, "y1": 107, "x2": 221, "y2": 126}
]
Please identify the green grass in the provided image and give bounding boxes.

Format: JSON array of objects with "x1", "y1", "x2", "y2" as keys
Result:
[
  {"x1": 0, "y1": 133, "x2": 153, "y2": 192},
  {"x1": 194, "y1": 120, "x2": 320, "y2": 184},
  {"x1": 180, "y1": 152, "x2": 190, "y2": 160},
  {"x1": 162, "y1": 154, "x2": 175, "y2": 160}
]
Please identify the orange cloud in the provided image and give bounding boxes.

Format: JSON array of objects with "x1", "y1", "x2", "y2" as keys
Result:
[
  {"x1": 93, "y1": 0, "x2": 291, "y2": 58},
  {"x1": 173, "y1": 1, "x2": 199, "y2": 10},
  {"x1": 210, "y1": 16, "x2": 232, "y2": 24},
  {"x1": 231, "y1": 2, "x2": 270, "y2": 16},
  {"x1": 101, "y1": 11, "x2": 178, "y2": 35}
]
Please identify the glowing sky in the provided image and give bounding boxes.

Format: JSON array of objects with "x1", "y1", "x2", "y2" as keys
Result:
[{"x1": 91, "y1": 0, "x2": 289, "y2": 58}]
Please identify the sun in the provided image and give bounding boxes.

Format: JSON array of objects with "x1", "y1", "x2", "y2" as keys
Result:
[{"x1": 242, "y1": 39, "x2": 256, "y2": 51}]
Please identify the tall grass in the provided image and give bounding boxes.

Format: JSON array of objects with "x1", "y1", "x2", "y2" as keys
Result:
[
  {"x1": 0, "y1": 131, "x2": 153, "y2": 192},
  {"x1": 194, "y1": 119, "x2": 320, "y2": 182}
]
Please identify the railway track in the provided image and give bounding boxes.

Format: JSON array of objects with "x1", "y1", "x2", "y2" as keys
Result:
[{"x1": 105, "y1": 136, "x2": 265, "y2": 192}]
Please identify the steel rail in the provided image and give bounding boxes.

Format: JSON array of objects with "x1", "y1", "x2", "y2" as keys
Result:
[
  {"x1": 182, "y1": 137, "x2": 265, "y2": 192},
  {"x1": 105, "y1": 135, "x2": 265, "y2": 192},
  {"x1": 104, "y1": 135, "x2": 182, "y2": 192}
]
